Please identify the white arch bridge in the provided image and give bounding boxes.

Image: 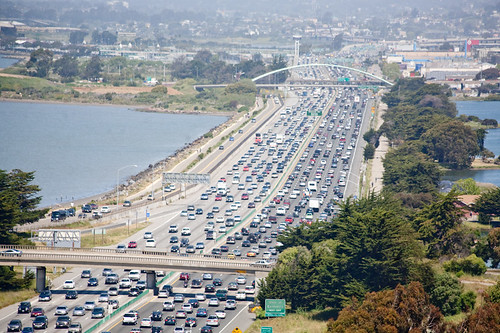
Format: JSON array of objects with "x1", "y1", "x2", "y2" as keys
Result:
[{"x1": 194, "y1": 63, "x2": 393, "y2": 90}]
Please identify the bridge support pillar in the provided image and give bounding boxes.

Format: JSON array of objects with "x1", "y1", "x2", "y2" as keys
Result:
[
  {"x1": 36, "y1": 266, "x2": 46, "y2": 293},
  {"x1": 146, "y1": 271, "x2": 158, "y2": 295}
]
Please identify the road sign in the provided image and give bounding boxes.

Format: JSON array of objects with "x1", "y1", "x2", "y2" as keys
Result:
[
  {"x1": 232, "y1": 328, "x2": 242, "y2": 333},
  {"x1": 261, "y1": 327, "x2": 273, "y2": 333},
  {"x1": 306, "y1": 110, "x2": 322, "y2": 117},
  {"x1": 265, "y1": 299, "x2": 286, "y2": 317}
]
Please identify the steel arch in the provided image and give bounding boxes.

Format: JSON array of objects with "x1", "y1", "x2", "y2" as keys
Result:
[{"x1": 251, "y1": 63, "x2": 393, "y2": 86}]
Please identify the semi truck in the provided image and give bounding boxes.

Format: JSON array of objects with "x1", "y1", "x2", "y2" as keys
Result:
[{"x1": 309, "y1": 198, "x2": 320, "y2": 212}]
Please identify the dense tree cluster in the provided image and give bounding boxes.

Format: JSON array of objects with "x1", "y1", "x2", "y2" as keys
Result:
[
  {"x1": 170, "y1": 50, "x2": 287, "y2": 84},
  {"x1": 0, "y1": 169, "x2": 48, "y2": 244}
]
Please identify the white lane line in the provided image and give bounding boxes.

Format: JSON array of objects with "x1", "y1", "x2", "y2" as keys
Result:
[{"x1": 220, "y1": 303, "x2": 251, "y2": 333}]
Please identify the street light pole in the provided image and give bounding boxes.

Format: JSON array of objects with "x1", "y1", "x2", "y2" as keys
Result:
[{"x1": 116, "y1": 164, "x2": 138, "y2": 209}]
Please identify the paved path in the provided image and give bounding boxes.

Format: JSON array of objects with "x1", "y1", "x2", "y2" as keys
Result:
[{"x1": 369, "y1": 101, "x2": 388, "y2": 193}]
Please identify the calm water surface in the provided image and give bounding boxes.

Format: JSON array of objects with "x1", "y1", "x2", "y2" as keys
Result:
[
  {"x1": 0, "y1": 102, "x2": 227, "y2": 207},
  {"x1": 0, "y1": 54, "x2": 19, "y2": 68},
  {"x1": 445, "y1": 101, "x2": 500, "y2": 186}
]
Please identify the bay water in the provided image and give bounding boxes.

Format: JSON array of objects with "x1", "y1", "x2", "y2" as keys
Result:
[
  {"x1": 0, "y1": 101, "x2": 227, "y2": 207},
  {"x1": 443, "y1": 101, "x2": 500, "y2": 186}
]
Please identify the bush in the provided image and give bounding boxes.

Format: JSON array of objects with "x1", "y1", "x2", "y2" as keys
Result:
[
  {"x1": 151, "y1": 85, "x2": 168, "y2": 94},
  {"x1": 443, "y1": 254, "x2": 487, "y2": 276},
  {"x1": 363, "y1": 143, "x2": 375, "y2": 160},
  {"x1": 430, "y1": 273, "x2": 463, "y2": 316},
  {"x1": 461, "y1": 290, "x2": 476, "y2": 312}
]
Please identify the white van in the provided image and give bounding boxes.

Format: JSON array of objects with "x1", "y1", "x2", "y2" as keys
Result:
[
  {"x1": 128, "y1": 270, "x2": 141, "y2": 281},
  {"x1": 307, "y1": 181, "x2": 317, "y2": 192}
]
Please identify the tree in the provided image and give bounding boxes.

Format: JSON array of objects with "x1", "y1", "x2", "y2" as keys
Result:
[
  {"x1": 26, "y1": 48, "x2": 53, "y2": 77},
  {"x1": 332, "y1": 33, "x2": 343, "y2": 51},
  {"x1": 268, "y1": 55, "x2": 288, "y2": 83},
  {"x1": 443, "y1": 254, "x2": 487, "y2": 276},
  {"x1": 0, "y1": 169, "x2": 48, "y2": 244},
  {"x1": 456, "y1": 302, "x2": 500, "y2": 332},
  {"x1": 422, "y1": 120, "x2": 479, "y2": 169},
  {"x1": 101, "y1": 31, "x2": 117, "y2": 45},
  {"x1": 383, "y1": 144, "x2": 442, "y2": 194},
  {"x1": 69, "y1": 30, "x2": 87, "y2": 44},
  {"x1": 451, "y1": 178, "x2": 481, "y2": 195},
  {"x1": 430, "y1": 273, "x2": 463, "y2": 316},
  {"x1": 327, "y1": 282, "x2": 445, "y2": 333},
  {"x1": 53, "y1": 55, "x2": 79, "y2": 78},
  {"x1": 224, "y1": 79, "x2": 257, "y2": 95},
  {"x1": 475, "y1": 67, "x2": 500, "y2": 80},
  {"x1": 363, "y1": 143, "x2": 375, "y2": 160},
  {"x1": 414, "y1": 191, "x2": 469, "y2": 258},
  {"x1": 473, "y1": 188, "x2": 500, "y2": 217},
  {"x1": 476, "y1": 128, "x2": 487, "y2": 151},
  {"x1": 83, "y1": 56, "x2": 102, "y2": 80}
]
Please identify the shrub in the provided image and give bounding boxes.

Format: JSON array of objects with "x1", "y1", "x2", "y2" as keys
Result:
[{"x1": 443, "y1": 254, "x2": 487, "y2": 276}]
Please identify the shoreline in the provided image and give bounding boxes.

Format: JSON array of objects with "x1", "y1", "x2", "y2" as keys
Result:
[{"x1": 0, "y1": 97, "x2": 233, "y2": 117}]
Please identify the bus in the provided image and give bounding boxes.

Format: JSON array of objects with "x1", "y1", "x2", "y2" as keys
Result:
[{"x1": 255, "y1": 133, "x2": 262, "y2": 144}]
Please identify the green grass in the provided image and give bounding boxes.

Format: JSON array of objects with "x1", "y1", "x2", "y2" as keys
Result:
[
  {"x1": 0, "y1": 75, "x2": 56, "y2": 91},
  {"x1": 81, "y1": 222, "x2": 149, "y2": 248},
  {"x1": 246, "y1": 311, "x2": 329, "y2": 333}
]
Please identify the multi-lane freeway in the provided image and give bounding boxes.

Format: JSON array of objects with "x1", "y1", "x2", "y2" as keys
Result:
[{"x1": 1, "y1": 63, "x2": 375, "y2": 333}]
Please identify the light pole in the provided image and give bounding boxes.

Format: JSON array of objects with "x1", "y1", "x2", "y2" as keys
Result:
[{"x1": 116, "y1": 164, "x2": 138, "y2": 209}]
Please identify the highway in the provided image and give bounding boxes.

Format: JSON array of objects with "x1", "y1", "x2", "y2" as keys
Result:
[{"x1": 0, "y1": 63, "x2": 375, "y2": 333}]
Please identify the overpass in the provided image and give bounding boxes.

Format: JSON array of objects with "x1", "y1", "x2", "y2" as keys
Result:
[
  {"x1": 0, "y1": 245, "x2": 272, "y2": 292},
  {"x1": 194, "y1": 63, "x2": 392, "y2": 90}
]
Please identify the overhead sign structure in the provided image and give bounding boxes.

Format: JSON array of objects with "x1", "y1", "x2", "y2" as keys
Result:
[
  {"x1": 163, "y1": 173, "x2": 210, "y2": 185},
  {"x1": 265, "y1": 299, "x2": 286, "y2": 317},
  {"x1": 307, "y1": 110, "x2": 322, "y2": 117},
  {"x1": 35, "y1": 229, "x2": 81, "y2": 248}
]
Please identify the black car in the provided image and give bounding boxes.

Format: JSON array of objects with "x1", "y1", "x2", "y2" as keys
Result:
[
  {"x1": 87, "y1": 277, "x2": 99, "y2": 286},
  {"x1": 200, "y1": 326, "x2": 213, "y2": 333},
  {"x1": 55, "y1": 316, "x2": 71, "y2": 328},
  {"x1": 180, "y1": 238, "x2": 190, "y2": 247},
  {"x1": 32, "y1": 316, "x2": 48, "y2": 329},
  {"x1": 128, "y1": 287, "x2": 140, "y2": 297},
  {"x1": 38, "y1": 290, "x2": 52, "y2": 302},
  {"x1": 213, "y1": 278, "x2": 223, "y2": 286},
  {"x1": 17, "y1": 301, "x2": 31, "y2": 314},
  {"x1": 171, "y1": 245, "x2": 180, "y2": 253},
  {"x1": 204, "y1": 284, "x2": 215, "y2": 293},
  {"x1": 170, "y1": 236, "x2": 178, "y2": 243},
  {"x1": 7, "y1": 319, "x2": 22, "y2": 332},
  {"x1": 185, "y1": 317, "x2": 197, "y2": 327},
  {"x1": 151, "y1": 311, "x2": 162, "y2": 321},
  {"x1": 164, "y1": 316, "x2": 176, "y2": 326},
  {"x1": 188, "y1": 299, "x2": 199, "y2": 308},
  {"x1": 65, "y1": 290, "x2": 78, "y2": 299},
  {"x1": 151, "y1": 327, "x2": 163, "y2": 333}
]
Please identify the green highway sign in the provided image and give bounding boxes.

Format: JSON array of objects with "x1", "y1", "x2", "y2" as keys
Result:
[
  {"x1": 261, "y1": 327, "x2": 273, "y2": 333},
  {"x1": 265, "y1": 299, "x2": 286, "y2": 317},
  {"x1": 306, "y1": 110, "x2": 322, "y2": 117}
]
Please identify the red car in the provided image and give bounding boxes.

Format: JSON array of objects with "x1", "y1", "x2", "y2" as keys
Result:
[
  {"x1": 241, "y1": 193, "x2": 249, "y2": 200},
  {"x1": 31, "y1": 307, "x2": 44, "y2": 317},
  {"x1": 128, "y1": 241, "x2": 137, "y2": 248},
  {"x1": 215, "y1": 195, "x2": 222, "y2": 201},
  {"x1": 243, "y1": 166, "x2": 249, "y2": 172},
  {"x1": 180, "y1": 272, "x2": 190, "y2": 281},
  {"x1": 285, "y1": 216, "x2": 294, "y2": 223}
]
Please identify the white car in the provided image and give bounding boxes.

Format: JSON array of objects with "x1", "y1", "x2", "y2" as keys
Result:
[
  {"x1": 252, "y1": 259, "x2": 271, "y2": 266},
  {"x1": 236, "y1": 291, "x2": 247, "y2": 300},
  {"x1": 145, "y1": 239, "x2": 156, "y2": 248},
  {"x1": 181, "y1": 303, "x2": 193, "y2": 313},
  {"x1": 122, "y1": 312, "x2": 138, "y2": 325},
  {"x1": 236, "y1": 276, "x2": 246, "y2": 285},
  {"x1": 195, "y1": 293, "x2": 206, "y2": 301},
  {"x1": 206, "y1": 315, "x2": 219, "y2": 327},
  {"x1": 144, "y1": 232, "x2": 153, "y2": 239},
  {"x1": 63, "y1": 280, "x2": 75, "y2": 289},
  {"x1": 225, "y1": 299, "x2": 237, "y2": 310},
  {"x1": 208, "y1": 298, "x2": 219, "y2": 307},
  {"x1": 216, "y1": 216, "x2": 225, "y2": 223},
  {"x1": 101, "y1": 206, "x2": 111, "y2": 213},
  {"x1": 245, "y1": 285, "x2": 255, "y2": 294},
  {"x1": 128, "y1": 270, "x2": 141, "y2": 281},
  {"x1": 55, "y1": 305, "x2": 68, "y2": 315},
  {"x1": 215, "y1": 310, "x2": 226, "y2": 319},
  {"x1": 169, "y1": 225, "x2": 178, "y2": 233},
  {"x1": 119, "y1": 278, "x2": 132, "y2": 288},
  {"x1": 163, "y1": 301, "x2": 175, "y2": 311},
  {"x1": 181, "y1": 227, "x2": 191, "y2": 236},
  {"x1": 140, "y1": 317, "x2": 152, "y2": 328},
  {"x1": 180, "y1": 210, "x2": 188, "y2": 217}
]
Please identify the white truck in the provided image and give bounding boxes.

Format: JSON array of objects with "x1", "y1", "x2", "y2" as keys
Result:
[
  {"x1": 309, "y1": 198, "x2": 320, "y2": 213},
  {"x1": 217, "y1": 181, "x2": 227, "y2": 196}
]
